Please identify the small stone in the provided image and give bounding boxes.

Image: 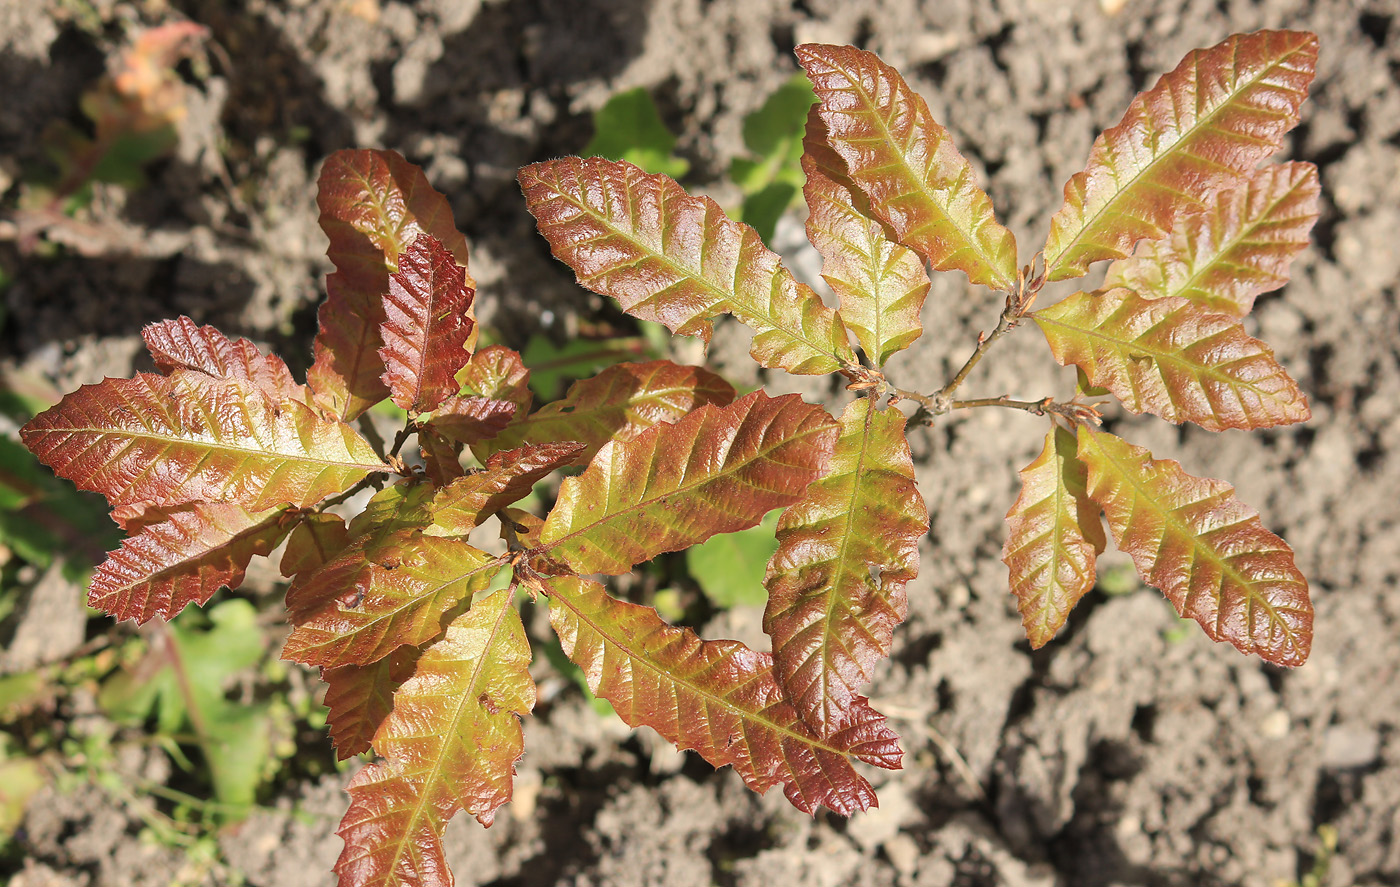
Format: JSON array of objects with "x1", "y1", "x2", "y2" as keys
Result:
[
  {"x1": 884, "y1": 833, "x2": 921, "y2": 877},
  {"x1": 1322, "y1": 725, "x2": 1380, "y2": 769}
]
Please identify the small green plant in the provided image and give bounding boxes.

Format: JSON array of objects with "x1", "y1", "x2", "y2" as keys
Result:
[{"x1": 19, "y1": 29, "x2": 1318, "y2": 887}]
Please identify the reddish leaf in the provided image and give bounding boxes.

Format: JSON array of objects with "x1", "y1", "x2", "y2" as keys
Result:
[
  {"x1": 1104, "y1": 162, "x2": 1320, "y2": 316},
  {"x1": 282, "y1": 534, "x2": 504, "y2": 669},
  {"x1": 476, "y1": 360, "x2": 736, "y2": 464},
  {"x1": 379, "y1": 234, "x2": 477, "y2": 414},
  {"x1": 543, "y1": 574, "x2": 900, "y2": 815},
  {"x1": 20, "y1": 372, "x2": 386, "y2": 511},
  {"x1": 1077, "y1": 427, "x2": 1312, "y2": 666},
  {"x1": 336, "y1": 589, "x2": 534, "y2": 886},
  {"x1": 420, "y1": 396, "x2": 518, "y2": 448},
  {"x1": 322, "y1": 646, "x2": 420, "y2": 760},
  {"x1": 309, "y1": 149, "x2": 475, "y2": 420},
  {"x1": 763, "y1": 397, "x2": 925, "y2": 734},
  {"x1": 417, "y1": 427, "x2": 465, "y2": 486},
  {"x1": 1043, "y1": 30, "x2": 1318, "y2": 281},
  {"x1": 142, "y1": 316, "x2": 307, "y2": 404},
  {"x1": 519, "y1": 157, "x2": 854, "y2": 374},
  {"x1": 89, "y1": 502, "x2": 292, "y2": 624},
  {"x1": 426, "y1": 442, "x2": 586, "y2": 536},
  {"x1": 455, "y1": 345, "x2": 532, "y2": 414},
  {"x1": 281, "y1": 513, "x2": 351, "y2": 579},
  {"x1": 797, "y1": 44, "x2": 1019, "y2": 292},
  {"x1": 1033, "y1": 288, "x2": 1310, "y2": 431},
  {"x1": 1002, "y1": 427, "x2": 1107, "y2": 649},
  {"x1": 534, "y1": 391, "x2": 838, "y2": 576},
  {"x1": 800, "y1": 111, "x2": 929, "y2": 366}
]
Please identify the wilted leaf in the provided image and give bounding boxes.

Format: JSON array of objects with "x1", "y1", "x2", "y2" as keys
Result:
[
  {"x1": 801, "y1": 110, "x2": 928, "y2": 366},
  {"x1": 1042, "y1": 30, "x2": 1318, "y2": 281},
  {"x1": 89, "y1": 502, "x2": 292, "y2": 624},
  {"x1": 21, "y1": 372, "x2": 386, "y2": 511},
  {"x1": 143, "y1": 316, "x2": 307, "y2": 404},
  {"x1": 335, "y1": 590, "x2": 534, "y2": 885},
  {"x1": 1033, "y1": 288, "x2": 1310, "y2": 431},
  {"x1": 543, "y1": 574, "x2": 900, "y2": 815},
  {"x1": 763, "y1": 397, "x2": 925, "y2": 733},
  {"x1": 519, "y1": 156, "x2": 853, "y2": 374},
  {"x1": 322, "y1": 646, "x2": 420, "y2": 760},
  {"x1": 379, "y1": 234, "x2": 476, "y2": 414},
  {"x1": 1002, "y1": 427, "x2": 1106, "y2": 649},
  {"x1": 282, "y1": 535, "x2": 503, "y2": 669},
  {"x1": 534, "y1": 391, "x2": 838, "y2": 576},
  {"x1": 1076, "y1": 427, "x2": 1312, "y2": 666},
  {"x1": 476, "y1": 360, "x2": 735, "y2": 464},
  {"x1": 427, "y1": 442, "x2": 586, "y2": 536},
  {"x1": 797, "y1": 44, "x2": 1019, "y2": 292},
  {"x1": 1104, "y1": 162, "x2": 1320, "y2": 316}
]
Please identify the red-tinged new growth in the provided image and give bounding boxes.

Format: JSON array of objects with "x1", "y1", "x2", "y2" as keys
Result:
[{"x1": 379, "y1": 234, "x2": 477, "y2": 415}]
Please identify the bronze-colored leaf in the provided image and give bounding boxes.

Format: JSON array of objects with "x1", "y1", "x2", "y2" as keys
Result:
[
  {"x1": 281, "y1": 513, "x2": 351, "y2": 579},
  {"x1": 379, "y1": 234, "x2": 476, "y2": 414},
  {"x1": 426, "y1": 442, "x2": 586, "y2": 536},
  {"x1": 797, "y1": 44, "x2": 1019, "y2": 292},
  {"x1": 1033, "y1": 288, "x2": 1310, "y2": 431},
  {"x1": 543, "y1": 574, "x2": 900, "y2": 815},
  {"x1": 421, "y1": 396, "x2": 519, "y2": 448},
  {"x1": 321, "y1": 646, "x2": 420, "y2": 760},
  {"x1": 1002, "y1": 427, "x2": 1106, "y2": 649},
  {"x1": 519, "y1": 156, "x2": 854, "y2": 374},
  {"x1": 764, "y1": 397, "x2": 925, "y2": 733},
  {"x1": 455, "y1": 345, "x2": 532, "y2": 414},
  {"x1": 142, "y1": 316, "x2": 308, "y2": 404},
  {"x1": 1043, "y1": 30, "x2": 1318, "y2": 281},
  {"x1": 1077, "y1": 427, "x2": 1311, "y2": 666}
]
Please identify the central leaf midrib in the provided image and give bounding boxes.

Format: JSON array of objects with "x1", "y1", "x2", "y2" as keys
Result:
[{"x1": 53, "y1": 424, "x2": 387, "y2": 472}]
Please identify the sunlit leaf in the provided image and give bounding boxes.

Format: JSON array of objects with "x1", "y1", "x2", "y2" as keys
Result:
[
  {"x1": 1033, "y1": 288, "x2": 1310, "y2": 431},
  {"x1": 309, "y1": 149, "x2": 475, "y2": 420},
  {"x1": 454, "y1": 345, "x2": 531, "y2": 413},
  {"x1": 427, "y1": 442, "x2": 586, "y2": 536},
  {"x1": 519, "y1": 156, "x2": 854, "y2": 374},
  {"x1": 322, "y1": 646, "x2": 420, "y2": 760},
  {"x1": 763, "y1": 398, "x2": 925, "y2": 733},
  {"x1": 88, "y1": 502, "x2": 293, "y2": 624},
  {"x1": 797, "y1": 44, "x2": 1019, "y2": 292},
  {"x1": 476, "y1": 360, "x2": 735, "y2": 465},
  {"x1": 379, "y1": 234, "x2": 476, "y2": 414},
  {"x1": 1104, "y1": 162, "x2": 1320, "y2": 316},
  {"x1": 1042, "y1": 30, "x2": 1318, "y2": 281},
  {"x1": 143, "y1": 316, "x2": 308, "y2": 404},
  {"x1": 1002, "y1": 427, "x2": 1106, "y2": 649},
  {"x1": 542, "y1": 574, "x2": 900, "y2": 815},
  {"x1": 801, "y1": 110, "x2": 928, "y2": 366},
  {"x1": 534, "y1": 391, "x2": 838, "y2": 576},
  {"x1": 1076, "y1": 426, "x2": 1311, "y2": 666},
  {"x1": 336, "y1": 589, "x2": 534, "y2": 886},
  {"x1": 20, "y1": 371, "x2": 386, "y2": 510}
]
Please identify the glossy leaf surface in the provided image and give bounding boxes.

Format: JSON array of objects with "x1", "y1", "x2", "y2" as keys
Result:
[
  {"x1": 535, "y1": 391, "x2": 838, "y2": 576},
  {"x1": 1033, "y1": 288, "x2": 1310, "y2": 431},
  {"x1": 797, "y1": 44, "x2": 1019, "y2": 292},
  {"x1": 282, "y1": 534, "x2": 502, "y2": 669},
  {"x1": 801, "y1": 111, "x2": 929, "y2": 366},
  {"x1": 426, "y1": 442, "x2": 586, "y2": 535},
  {"x1": 455, "y1": 345, "x2": 532, "y2": 413},
  {"x1": 476, "y1": 360, "x2": 735, "y2": 464},
  {"x1": 1042, "y1": 30, "x2": 1318, "y2": 281},
  {"x1": 379, "y1": 234, "x2": 476, "y2": 414},
  {"x1": 322, "y1": 647, "x2": 419, "y2": 760},
  {"x1": 1077, "y1": 427, "x2": 1311, "y2": 666},
  {"x1": 309, "y1": 149, "x2": 474, "y2": 420},
  {"x1": 1104, "y1": 162, "x2": 1319, "y2": 315},
  {"x1": 763, "y1": 398, "x2": 925, "y2": 733},
  {"x1": 519, "y1": 156, "x2": 853, "y2": 374},
  {"x1": 336, "y1": 590, "x2": 534, "y2": 886},
  {"x1": 421, "y1": 397, "x2": 518, "y2": 449},
  {"x1": 544, "y1": 575, "x2": 900, "y2": 815},
  {"x1": 1002, "y1": 427, "x2": 1107, "y2": 649},
  {"x1": 21, "y1": 372, "x2": 385, "y2": 510},
  {"x1": 89, "y1": 502, "x2": 292, "y2": 624},
  {"x1": 143, "y1": 316, "x2": 307, "y2": 404}
]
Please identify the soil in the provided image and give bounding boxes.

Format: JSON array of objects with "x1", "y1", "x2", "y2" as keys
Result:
[{"x1": 2, "y1": 0, "x2": 1398, "y2": 885}]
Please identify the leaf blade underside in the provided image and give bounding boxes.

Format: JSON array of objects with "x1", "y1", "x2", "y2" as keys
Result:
[
  {"x1": 763, "y1": 397, "x2": 926, "y2": 733},
  {"x1": 797, "y1": 43, "x2": 1019, "y2": 292},
  {"x1": 1076, "y1": 426, "x2": 1312, "y2": 666},
  {"x1": 801, "y1": 110, "x2": 929, "y2": 367},
  {"x1": 474, "y1": 360, "x2": 736, "y2": 464},
  {"x1": 20, "y1": 371, "x2": 386, "y2": 511},
  {"x1": 519, "y1": 156, "x2": 854, "y2": 374},
  {"x1": 1033, "y1": 288, "x2": 1310, "y2": 431},
  {"x1": 378, "y1": 234, "x2": 477, "y2": 414},
  {"x1": 534, "y1": 391, "x2": 838, "y2": 576},
  {"x1": 335, "y1": 589, "x2": 534, "y2": 887},
  {"x1": 543, "y1": 574, "x2": 900, "y2": 815},
  {"x1": 1042, "y1": 29, "x2": 1318, "y2": 281},
  {"x1": 1104, "y1": 161, "x2": 1320, "y2": 316},
  {"x1": 1002, "y1": 427, "x2": 1107, "y2": 649}
]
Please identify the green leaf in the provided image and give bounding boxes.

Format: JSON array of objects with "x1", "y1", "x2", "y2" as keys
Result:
[
  {"x1": 730, "y1": 75, "x2": 817, "y2": 242},
  {"x1": 583, "y1": 87, "x2": 690, "y2": 179},
  {"x1": 520, "y1": 334, "x2": 651, "y2": 401},
  {"x1": 686, "y1": 510, "x2": 780, "y2": 609}
]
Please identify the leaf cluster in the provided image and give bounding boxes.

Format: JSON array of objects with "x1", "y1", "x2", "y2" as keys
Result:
[{"x1": 18, "y1": 28, "x2": 1320, "y2": 887}]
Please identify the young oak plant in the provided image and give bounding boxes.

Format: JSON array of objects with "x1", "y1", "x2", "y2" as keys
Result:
[{"x1": 19, "y1": 27, "x2": 1318, "y2": 887}]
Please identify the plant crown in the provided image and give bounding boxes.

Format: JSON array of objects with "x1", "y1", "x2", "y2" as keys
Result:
[{"x1": 20, "y1": 29, "x2": 1319, "y2": 887}]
